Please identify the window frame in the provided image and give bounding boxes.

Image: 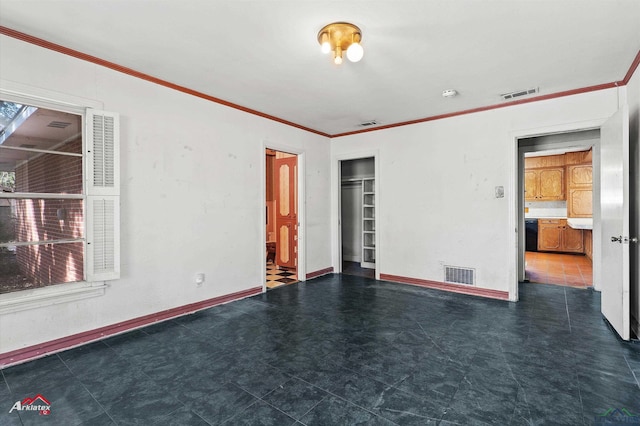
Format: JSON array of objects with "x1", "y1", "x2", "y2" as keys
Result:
[{"x1": 0, "y1": 83, "x2": 117, "y2": 314}]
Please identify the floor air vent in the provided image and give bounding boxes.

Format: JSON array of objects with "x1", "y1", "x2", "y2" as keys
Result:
[
  {"x1": 444, "y1": 265, "x2": 475, "y2": 285},
  {"x1": 500, "y1": 87, "x2": 538, "y2": 100}
]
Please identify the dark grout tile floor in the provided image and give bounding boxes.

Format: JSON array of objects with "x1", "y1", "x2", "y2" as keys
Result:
[{"x1": 1, "y1": 275, "x2": 639, "y2": 425}]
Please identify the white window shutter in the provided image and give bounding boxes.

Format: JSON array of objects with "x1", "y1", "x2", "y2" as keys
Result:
[
  {"x1": 86, "y1": 109, "x2": 120, "y2": 281},
  {"x1": 86, "y1": 110, "x2": 119, "y2": 196},
  {"x1": 86, "y1": 196, "x2": 120, "y2": 281}
]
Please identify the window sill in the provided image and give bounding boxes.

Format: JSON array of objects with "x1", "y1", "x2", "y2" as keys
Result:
[{"x1": 0, "y1": 281, "x2": 107, "y2": 315}]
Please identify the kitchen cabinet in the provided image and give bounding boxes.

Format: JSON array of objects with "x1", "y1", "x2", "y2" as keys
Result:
[
  {"x1": 525, "y1": 167, "x2": 565, "y2": 201},
  {"x1": 567, "y1": 164, "x2": 592, "y2": 218},
  {"x1": 584, "y1": 230, "x2": 593, "y2": 260},
  {"x1": 538, "y1": 219, "x2": 584, "y2": 253}
]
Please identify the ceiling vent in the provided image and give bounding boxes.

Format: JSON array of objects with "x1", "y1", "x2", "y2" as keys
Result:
[
  {"x1": 47, "y1": 121, "x2": 72, "y2": 129},
  {"x1": 358, "y1": 120, "x2": 378, "y2": 127},
  {"x1": 500, "y1": 87, "x2": 538, "y2": 101}
]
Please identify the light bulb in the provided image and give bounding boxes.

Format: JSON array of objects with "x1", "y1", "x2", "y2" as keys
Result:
[
  {"x1": 320, "y1": 32, "x2": 331, "y2": 54},
  {"x1": 334, "y1": 46, "x2": 343, "y2": 65},
  {"x1": 346, "y1": 42, "x2": 364, "y2": 62}
]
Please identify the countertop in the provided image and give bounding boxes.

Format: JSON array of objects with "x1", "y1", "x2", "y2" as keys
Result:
[
  {"x1": 566, "y1": 218, "x2": 593, "y2": 230},
  {"x1": 524, "y1": 216, "x2": 593, "y2": 230}
]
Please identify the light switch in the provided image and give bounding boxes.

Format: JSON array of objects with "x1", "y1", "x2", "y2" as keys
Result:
[{"x1": 495, "y1": 186, "x2": 504, "y2": 198}]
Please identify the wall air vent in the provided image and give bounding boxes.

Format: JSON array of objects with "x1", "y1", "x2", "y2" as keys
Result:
[
  {"x1": 358, "y1": 120, "x2": 378, "y2": 127},
  {"x1": 500, "y1": 87, "x2": 538, "y2": 100},
  {"x1": 444, "y1": 265, "x2": 475, "y2": 286},
  {"x1": 47, "y1": 121, "x2": 72, "y2": 129}
]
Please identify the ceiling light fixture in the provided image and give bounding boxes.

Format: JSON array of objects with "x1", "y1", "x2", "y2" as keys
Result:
[{"x1": 317, "y1": 22, "x2": 363, "y2": 65}]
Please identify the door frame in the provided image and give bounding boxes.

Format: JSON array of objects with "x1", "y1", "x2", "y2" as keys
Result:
[
  {"x1": 261, "y1": 141, "x2": 305, "y2": 292},
  {"x1": 332, "y1": 150, "x2": 380, "y2": 280},
  {"x1": 509, "y1": 117, "x2": 607, "y2": 301}
]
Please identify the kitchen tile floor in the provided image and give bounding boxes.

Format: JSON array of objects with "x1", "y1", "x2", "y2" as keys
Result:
[
  {"x1": 525, "y1": 251, "x2": 593, "y2": 288},
  {"x1": 266, "y1": 262, "x2": 298, "y2": 289},
  {"x1": 2, "y1": 275, "x2": 639, "y2": 425}
]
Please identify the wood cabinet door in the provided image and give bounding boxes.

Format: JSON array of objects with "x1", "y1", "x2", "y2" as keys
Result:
[
  {"x1": 567, "y1": 165, "x2": 592, "y2": 186},
  {"x1": 567, "y1": 188, "x2": 593, "y2": 217},
  {"x1": 562, "y1": 226, "x2": 584, "y2": 253},
  {"x1": 538, "y1": 222, "x2": 562, "y2": 251},
  {"x1": 275, "y1": 156, "x2": 297, "y2": 268},
  {"x1": 567, "y1": 164, "x2": 592, "y2": 218},
  {"x1": 538, "y1": 168, "x2": 565, "y2": 200},
  {"x1": 524, "y1": 170, "x2": 538, "y2": 201}
]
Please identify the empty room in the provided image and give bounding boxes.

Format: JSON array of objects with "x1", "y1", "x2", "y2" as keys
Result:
[{"x1": 1, "y1": 1, "x2": 640, "y2": 425}]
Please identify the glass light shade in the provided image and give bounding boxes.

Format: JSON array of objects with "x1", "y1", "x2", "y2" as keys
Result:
[
  {"x1": 346, "y1": 42, "x2": 364, "y2": 62},
  {"x1": 321, "y1": 41, "x2": 331, "y2": 54},
  {"x1": 334, "y1": 54, "x2": 343, "y2": 65}
]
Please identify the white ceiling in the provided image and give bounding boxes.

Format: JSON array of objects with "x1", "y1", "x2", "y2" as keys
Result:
[{"x1": 1, "y1": 1, "x2": 639, "y2": 136}]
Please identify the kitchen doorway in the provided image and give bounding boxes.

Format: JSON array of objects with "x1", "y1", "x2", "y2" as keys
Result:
[
  {"x1": 518, "y1": 129, "x2": 598, "y2": 289},
  {"x1": 340, "y1": 158, "x2": 376, "y2": 279},
  {"x1": 265, "y1": 148, "x2": 299, "y2": 289}
]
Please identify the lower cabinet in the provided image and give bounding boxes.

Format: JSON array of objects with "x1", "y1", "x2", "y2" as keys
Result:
[{"x1": 538, "y1": 219, "x2": 584, "y2": 253}]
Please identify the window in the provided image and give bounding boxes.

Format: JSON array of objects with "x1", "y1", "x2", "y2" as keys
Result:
[{"x1": 0, "y1": 100, "x2": 119, "y2": 295}]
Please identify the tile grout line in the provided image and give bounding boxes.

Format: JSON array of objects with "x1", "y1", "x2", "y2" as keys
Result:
[
  {"x1": 56, "y1": 352, "x2": 120, "y2": 425},
  {"x1": 574, "y1": 369, "x2": 587, "y2": 426},
  {"x1": 291, "y1": 375, "x2": 404, "y2": 426},
  {"x1": 623, "y1": 354, "x2": 640, "y2": 390},
  {"x1": 564, "y1": 287, "x2": 572, "y2": 333}
]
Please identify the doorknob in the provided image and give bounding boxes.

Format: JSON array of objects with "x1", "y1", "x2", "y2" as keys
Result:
[
  {"x1": 611, "y1": 236, "x2": 622, "y2": 243},
  {"x1": 624, "y1": 237, "x2": 638, "y2": 244}
]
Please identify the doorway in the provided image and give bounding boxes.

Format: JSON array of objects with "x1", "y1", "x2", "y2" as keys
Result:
[
  {"x1": 265, "y1": 149, "x2": 298, "y2": 289},
  {"x1": 518, "y1": 129, "x2": 599, "y2": 289},
  {"x1": 340, "y1": 158, "x2": 375, "y2": 278}
]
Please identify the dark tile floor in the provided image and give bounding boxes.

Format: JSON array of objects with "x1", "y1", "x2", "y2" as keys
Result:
[
  {"x1": 342, "y1": 261, "x2": 375, "y2": 279},
  {"x1": 2, "y1": 275, "x2": 640, "y2": 425}
]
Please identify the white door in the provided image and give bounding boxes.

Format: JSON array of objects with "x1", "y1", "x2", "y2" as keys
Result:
[{"x1": 600, "y1": 105, "x2": 630, "y2": 340}]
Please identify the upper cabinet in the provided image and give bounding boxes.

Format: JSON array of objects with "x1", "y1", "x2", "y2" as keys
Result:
[
  {"x1": 525, "y1": 150, "x2": 592, "y2": 214},
  {"x1": 567, "y1": 164, "x2": 593, "y2": 217},
  {"x1": 524, "y1": 155, "x2": 565, "y2": 201}
]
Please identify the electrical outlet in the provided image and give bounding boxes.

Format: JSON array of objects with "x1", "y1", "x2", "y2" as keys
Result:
[{"x1": 195, "y1": 273, "x2": 205, "y2": 286}]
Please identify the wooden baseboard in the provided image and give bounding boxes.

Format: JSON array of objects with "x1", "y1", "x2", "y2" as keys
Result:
[
  {"x1": 380, "y1": 274, "x2": 510, "y2": 301},
  {"x1": 0, "y1": 286, "x2": 262, "y2": 368},
  {"x1": 306, "y1": 267, "x2": 334, "y2": 279}
]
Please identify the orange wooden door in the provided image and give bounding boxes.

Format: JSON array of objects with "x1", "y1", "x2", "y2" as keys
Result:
[{"x1": 275, "y1": 155, "x2": 297, "y2": 268}]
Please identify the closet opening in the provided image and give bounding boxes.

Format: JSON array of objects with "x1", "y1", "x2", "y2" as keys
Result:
[{"x1": 340, "y1": 158, "x2": 375, "y2": 279}]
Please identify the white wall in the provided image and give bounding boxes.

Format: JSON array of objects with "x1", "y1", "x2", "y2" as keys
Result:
[
  {"x1": 0, "y1": 36, "x2": 332, "y2": 353},
  {"x1": 628, "y1": 63, "x2": 640, "y2": 336},
  {"x1": 331, "y1": 90, "x2": 620, "y2": 297}
]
